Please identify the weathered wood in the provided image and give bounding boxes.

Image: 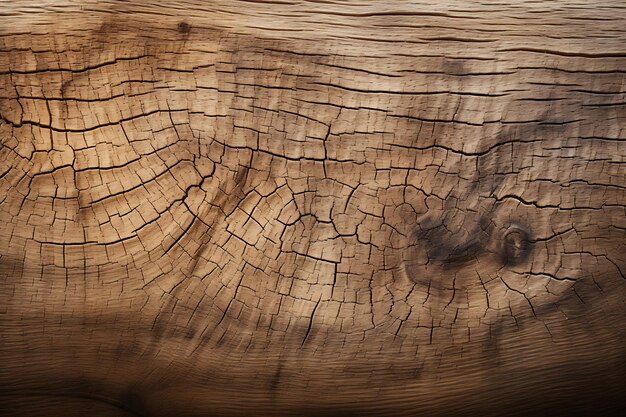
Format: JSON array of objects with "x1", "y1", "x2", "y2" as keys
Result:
[{"x1": 1, "y1": 1, "x2": 625, "y2": 416}]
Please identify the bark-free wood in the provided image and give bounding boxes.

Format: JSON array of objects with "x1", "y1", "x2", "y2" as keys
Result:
[{"x1": 1, "y1": 1, "x2": 625, "y2": 416}]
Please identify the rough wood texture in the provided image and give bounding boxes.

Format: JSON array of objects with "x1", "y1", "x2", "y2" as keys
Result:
[{"x1": 1, "y1": 1, "x2": 625, "y2": 416}]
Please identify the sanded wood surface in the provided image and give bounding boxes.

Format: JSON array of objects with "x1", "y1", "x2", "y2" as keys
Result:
[{"x1": 1, "y1": 1, "x2": 625, "y2": 416}]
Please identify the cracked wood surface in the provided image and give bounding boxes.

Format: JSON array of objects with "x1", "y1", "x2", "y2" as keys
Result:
[{"x1": 1, "y1": 1, "x2": 625, "y2": 416}]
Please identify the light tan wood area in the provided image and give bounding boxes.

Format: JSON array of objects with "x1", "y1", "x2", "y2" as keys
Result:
[{"x1": 1, "y1": 1, "x2": 625, "y2": 416}]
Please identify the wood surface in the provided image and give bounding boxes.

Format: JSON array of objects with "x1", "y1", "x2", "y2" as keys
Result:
[{"x1": 1, "y1": 1, "x2": 625, "y2": 416}]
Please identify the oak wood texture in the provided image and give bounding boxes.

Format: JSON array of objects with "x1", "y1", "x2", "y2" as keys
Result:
[{"x1": 1, "y1": 1, "x2": 625, "y2": 416}]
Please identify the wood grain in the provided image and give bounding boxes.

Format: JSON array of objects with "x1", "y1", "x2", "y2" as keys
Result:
[{"x1": 1, "y1": 1, "x2": 625, "y2": 416}]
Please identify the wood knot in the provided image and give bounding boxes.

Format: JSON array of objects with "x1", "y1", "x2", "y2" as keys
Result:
[
  {"x1": 177, "y1": 21, "x2": 191, "y2": 34},
  {"x1": 501, "y1": 224, "x2": 531, "y2": 266}
]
